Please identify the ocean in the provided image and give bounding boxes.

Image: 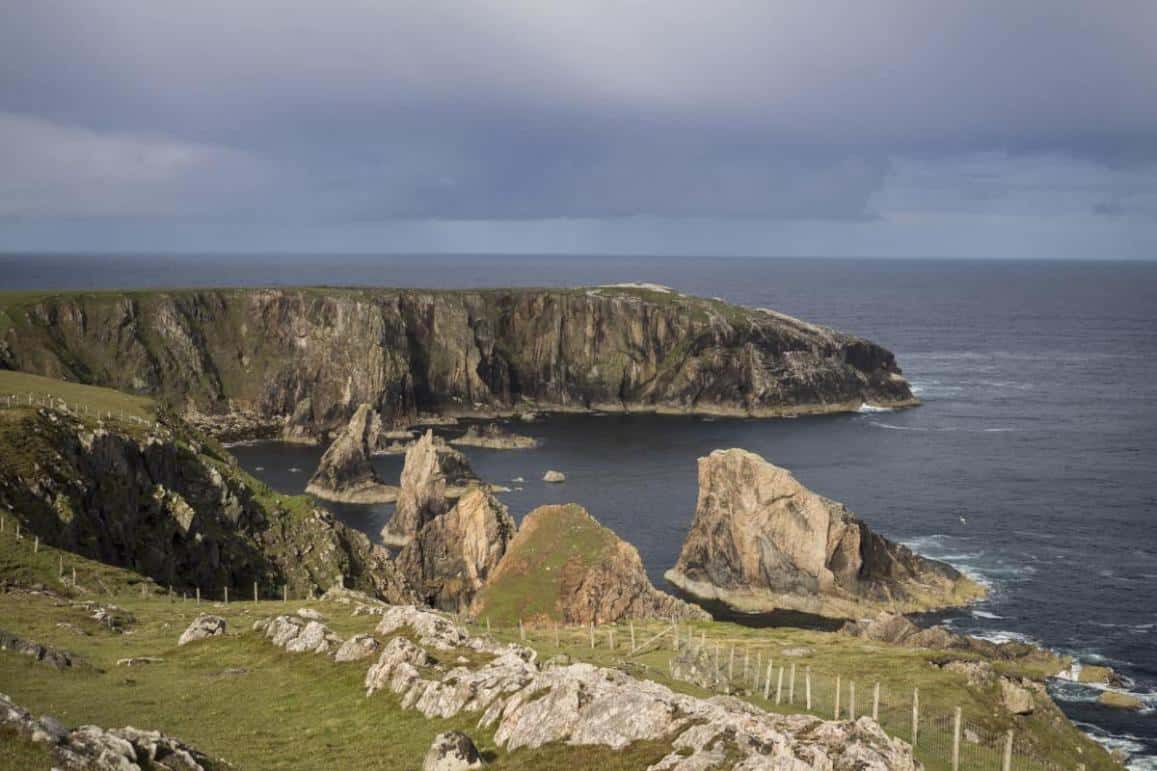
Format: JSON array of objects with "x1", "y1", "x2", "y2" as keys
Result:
[{"x1": 4, "y1": 253, "x2": 1156, "y2": 765}]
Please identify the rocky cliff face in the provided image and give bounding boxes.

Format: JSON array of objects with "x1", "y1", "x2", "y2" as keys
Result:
[
  {"x1": 305, "y1": 404, "x2": 397, "y2": 503},
  {"x1": 0, "y1": 287, "x2": 916, "y2": 440},
  {"x1": 665, "y1": 449, "x2": 984, "y2": 619},
  {"x1": 473, "y1": 504, "x2": 708, "y2": 624},
  {"x1": 397, "y1": 486, "x2": 517, "y2": 612},
  {"x1": 382, "y1": 430, "x2": 450, "y2": 546},
  {"x1": 0, "y1": 405, "x2": 413, "y2": 603}
]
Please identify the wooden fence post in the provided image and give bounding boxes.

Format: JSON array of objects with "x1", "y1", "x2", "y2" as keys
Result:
[
  {"x1": 911, "y1": 688, "x2": 919, "y2": 746},
  {"x1": 283, "y1": 584, "x2": 288, "y2": 603},
  {"x1": 253, "y1": 581, "x2": 258, "y2": 604},
  {"x1": 849, "y1": 681, "x2": 856, "y2": 720},
  {"x1": 629, "y1": 621, "x2": 636, "y2": 652},
  {"x1": 590, "y1": 622, "x2": 595, "y2": 649},
  {"x1": 805, "y1": 666, "x2": 811, "y2": 710},
  {"x1": 728, "y1": 647, "x2": 735, "y2": 681},
  {"x1": 952, "y1": 706, "x2": 962, "y2": 771},
  {"x1": 671, "y1": 624, "x2": 678, "y2": 652},
  {"x1": 743, "y1": 648, "x2": 750, "y2": 685},
  {"x1": 58, "y1": 555, "x2": 63, "y2": 577},
  {"x1": 196, "y1": 586, "x2": 201, "y2": 605},
  {"x1": 224, "y1": 585, "x2": 229, "y2": 605},
  {"x1": 1002, "y1": 730, "x2": 1013, "y2": 771},
  {"x1": 33, "y1": 536, "x2": 39, "y2": 553},
  {"x1": 775, "y1": 666, "x2": 784, "y2": 704},
  {"x1": 71, "y1": 567, "x2": 76, "y2": 586},
  {"x1": 486, "y1": 616, "x2": 492, "y2": 635},
  {"x1": 789, "y1": 663, "x2": 796, "y2": 704},
  {"x1": 763, "y1": 659, "x2": 773, "y2": 699},
  {"x1": 834, "y1": 675, "x2": 841, "y2": 720},
  {"x1": 873, "y1": 682, "x2": 880, "y2": 721}
]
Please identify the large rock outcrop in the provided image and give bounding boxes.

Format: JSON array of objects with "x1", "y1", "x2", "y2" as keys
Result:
[
  {"x1": 0, "y1": 287, "x2": 917, "y2": 440},
  {"x1": 360, "y1": 605, "x2": 918, "y2": 770},
  {"x1": 665, "y1": 449, "x2": 984, "y2": 619},
  {"x1": 472, "y1": 504, "x2": 707, "y2": 625},
  {"x1": 0, "y1": 401, "x2": 415, "y2": 604},
  {"x1": 306, "y1": 404, "x2": 398, "y2": 503},
  {"x1": 381, "y1": 430, "x2": 450, "y2": 546},
  {"x1": 398, "y1": 486, "x2": 517, "y2": 612}
]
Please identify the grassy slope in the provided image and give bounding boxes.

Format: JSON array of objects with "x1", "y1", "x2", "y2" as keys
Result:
[
  {"x1": 0, "y1": 370, "x2": 155, "y2": 422},
  {"x1": 471, "y1": 503, "x2": 620, "y2": 625}
]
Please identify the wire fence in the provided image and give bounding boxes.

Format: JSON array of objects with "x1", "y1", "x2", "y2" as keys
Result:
[{"x1": 0, "y1": 391, "x2": 156, "y2": 427}]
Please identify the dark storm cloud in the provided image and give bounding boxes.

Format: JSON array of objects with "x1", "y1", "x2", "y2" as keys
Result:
[{"x1": 0, "y1": 0, "x2": 1155, "y2": 252}]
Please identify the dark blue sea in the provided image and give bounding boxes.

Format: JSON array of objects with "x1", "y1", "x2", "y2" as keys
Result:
[{"x1": 4, "y1": 254, "x2": 1156, "y2": 766}]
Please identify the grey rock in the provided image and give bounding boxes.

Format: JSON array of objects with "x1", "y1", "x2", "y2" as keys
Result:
[
  {"x1": 334, "y1": 634, "x2": 380, "y2": 663},
  {"x1": 422, "y1": 731, "x2": 484, "y2": 771},
  {"x1": 177, "y1": 615, "x2": 226, "y2": 646}
]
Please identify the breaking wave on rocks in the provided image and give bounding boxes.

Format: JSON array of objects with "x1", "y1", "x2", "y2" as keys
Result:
[{"x1": 1074, "y1": 723, "x2": 1157, "y2": 771}]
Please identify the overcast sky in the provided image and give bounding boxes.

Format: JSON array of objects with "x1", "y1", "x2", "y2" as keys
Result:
[{"x1": 1, "y1": 1, "x2": 1154, "y2": 258}]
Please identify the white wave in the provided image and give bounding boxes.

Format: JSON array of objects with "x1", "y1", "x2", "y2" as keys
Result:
[
  {"x1": 971, "y1": 610, "x2": 1003, "y2": 620},
  {"x1": 969, "y1": 629, "x2": 1038, "y2": 645},
  {"x1": 868, "y1": 421, "x2": 929, "y2": 432},
  {"x1": 856, "y1": 402, "x2": 896, "y2": 413},
  {"x1": 983, "y1": 427, "x2": 1019, "y2": 432},
  {"x1": 1075, "y1": 723, "x2": 1157, "y2": 770}
]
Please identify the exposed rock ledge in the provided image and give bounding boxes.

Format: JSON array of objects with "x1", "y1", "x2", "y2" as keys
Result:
[
  {"x1": 359, "y1": 605, "x2": 918, "y2": 769},
  {"x1": 666, "y1": 449, "x2": 984, "y2": 619},
  {"x1": 449, "y1": 423, "x2": 538, "y2": 450}
]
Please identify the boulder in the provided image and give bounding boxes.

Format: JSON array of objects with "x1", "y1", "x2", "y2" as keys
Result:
[
  {"x1": 665, "y1": 449, "x2": 985, "y2": 619},
  {"x1": 942, "y1": 660, "x2": 995, "y2": 688},
  {"x1": 177, "y1": 615, "x2": 226, "y2": 646},
  {"x1": 296, "y1": 608, "x2": 325, "y2": 621},
  {"x1": 1078, "y1": 664, "x2": 1126, "y2": 687},
  {"x1": 334, "y1": 634, "x2": 380, "y2": 663},
  {"x1": 397, "y1": 486, "x2": 517, "y2": 611},
  {"x1": 283, "y1": 620, "x2": 338, "y2": 654},
  {"x1": 422, "y1": 731, "x2": 484, "y2": 771},
  {"x1": 472, "y1": 504, "x2": 708, "y2": 625},
  {"x1": 542, "y1": 470, "x2": 566, "y2": 483},
  {"x1": 0, "y1": 628, "x2": 77, "y2": 669},
  {"x1": 306, "y1": 404, "x2": 398, "y2": 503},
  {"x1": 1000, "y1": 677, "x2": 1035, "y2": 715}
]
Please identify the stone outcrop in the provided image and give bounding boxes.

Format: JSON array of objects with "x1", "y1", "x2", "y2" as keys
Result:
[
  {"x1": 422, "y1": 731, "x2": 484, "y2": 771},
  {"x1": 472, "y1": 504, "x2": 708, "y2": 625},
  {"x1": 254, "y1": 614, "x2": 343, "y2": 655},
  {"x1": 0, "y1": 404, "x2": 415, "y2": 604},
  {"x1": 381, "y1": 430, "x2": 482, "y2": 546},
  {"x1": 397, "y1": 486, "x2": 517, "y2": 612},
  {"x1": 1000, "y1": 677, "x2": 1036, "y2": 715},
  {"x1": 0, "y1": 628, "x2": 79, "y2": 669},
  {"x1": 1, "y1": 287, "x2": 917, "y2": 440},
  {"x1": 542, "y1": 470, "x2": 566, "y2": 483},
  {"x1": 0, "y1": 691, "x2": 225, "y2": 770},
  {"x1": 178, "y1": 615, "x2": 227, "y2": 646},
  {"x1": 362, "y1": 605, "x2": 918, "y2": 770},
  {"x1": 306, "y1": 404, "x2": 398, "y2": 503},
  {"x1": 450, "y1": 423, "x2": 537, "y2": 450},
  {"x1": 665, "y1": 449, "x2": 985, "y2": 619}
]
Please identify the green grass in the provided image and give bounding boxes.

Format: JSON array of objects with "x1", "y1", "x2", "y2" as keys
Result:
[
  {"x1": 471, "y1": 504, "x2": 620, "y2": 625},
  {"x1": 0, "y1": 370, "x2": 155, "y2": 422}
]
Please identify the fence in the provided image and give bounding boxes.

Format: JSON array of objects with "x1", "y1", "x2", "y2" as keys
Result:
[
  {"x1": 504, "y1": 619, "x2": 1087, "y2": 771},
  {"x1": 0, "y1": 391, "x2": 156, "y2": 428}
]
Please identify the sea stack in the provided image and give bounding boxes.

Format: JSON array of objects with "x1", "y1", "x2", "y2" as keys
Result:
[
  {"x1": 396, "y1": 486, "x2": 516, "y2": 612},
  {"x1": 472, "y1": 503, "x2": 708, "y2": 625},
  {"x1": 381, "y1": 430, "x2": 450, "y2": 546},
  {"x1": 305, "y1": 404, "x2": 398, "y2": 503},
  {"x1": 665, "y1": 449, "x2": 984, "y2": 619}
]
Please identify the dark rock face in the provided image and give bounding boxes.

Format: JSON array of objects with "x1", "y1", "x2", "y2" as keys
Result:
[
  {"x1": 0, "y1": 629, "x2": 78, "y2": 669},
  {"x1": 0, "y1": 407, "x2": 414, "y2": 603},
  {"x1": 0, "y1": 287, "x2": 916, "y2": 440},
  {"x1": 306, "y1": 404, "x2": 397, "y2": 503},
  {"x1": 397, "y1": 487, "x2": 516, "y2": 612},
  {"x1": 665, "y1": 449, "x2": 984, "y2": 619}
]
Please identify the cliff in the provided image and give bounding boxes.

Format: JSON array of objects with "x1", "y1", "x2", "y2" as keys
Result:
[
  {"x1": 0, "y1": 393, "x2": 413, "y2": 603},
  {"x1": 0, "y1": 286, "x2": 916, "y2": 440},
  {"x1": 665, "y1": 449, "x2": 984, "y2": 619},
  {"x1": 472, "y1": 503, "x2": 708, "y2": 624}
]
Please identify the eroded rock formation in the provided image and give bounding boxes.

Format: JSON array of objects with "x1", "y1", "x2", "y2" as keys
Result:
[
  {"x1": 473, "y1": 504, "x2": 708, "y2": 625},
  {"x1": 450, "y1": 423, "x2": 537, "y2": 450},
  {"x1": 397, "y1": 486, "x2": 517, "y2": 612},
  {"x1": 665, "y1": 449, "x2": 984, "y2": 619},
  {"x1": 382, "y1": 430, "x2": 450, "y2": 546},
  {"x1": 1, "y1": 287, "x2": 916, "y2": 440},
  {"x1": 306, "y1": 404, "x2": 398, "y2": 503}
]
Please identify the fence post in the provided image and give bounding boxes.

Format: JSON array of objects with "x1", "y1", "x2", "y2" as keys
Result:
[
  {"x1": 224, "y1": 585, "x2": 229, "y2": 605},
  {"x1": 34, "y1": 536, "x2": 39, "y2": 553},
  {"x1": 763, "y1": 658, "x2": 773, "y2": 699},
  {"x1": 873, "y1": 682, "x2": 880, "y2": 721},
  {"x1": 753, "y1": 651, "x2": 761, "y2": 688},
  {"x1": 849, "y1": 681, "x2": 856, "y2": 720},
  {"x1": 1002, "y1": 730, "x2": 1013, "y2": 771},
  {"x1": 912, "y1": 688, "x2": 919, "y2": 746},
  {"x1": 728, "y1": 647, "x2": 735, "y2": 681},
  {"x1": 609, "y1": 627, "x2": 615, "y2": 650},
  {"x1": 196, "y1": 586, "x2": 201, "y2": 605},
  {"x1": 952, "y1": 706, "x2": 961, "y2": 771},
  {"x1": 253, "y1": 581, "x2": 258, "y2": 603},
  {"x1": 59, "y1": 555, "x2": 64, "y2": 577},
  {"x1": 743, "y1": 648, "x2": 750, "y2": 686},
  {"x1": 776, "y1": 666, "x2": 784, "y2": 704},
  {"x1": 789, "y1": 663, "x2": 796, "y2": 704},
  {"x1": 805, "y1": 666, "x2": 812, "y2": 709},
  {"x1": 589, "y1": 622, "x2": 595, "y2": 649},
  {"x1": 834, "y1": 675, "x2": 841, "y2": 720},
  {"x1": 486, "y1": 616, "x2": 492, "y2": 635},
  {"x1": 283, "y1": 584, "x2": 288, "y2": 604},
  {"x1": 71, "y1": 567, "x2": 76, "y2": 586},
  {"x1": 630, "y1": 621, "x2": 636, "y2": 652},
  {"x1": 519, "y1": 618, "x2": 526, "y2": 641},
  {"x1": 671, "y1": 623, "x2": 678, "y2": 652}
]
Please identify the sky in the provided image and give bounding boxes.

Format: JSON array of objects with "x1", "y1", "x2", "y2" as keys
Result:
[{"x1": 1, "y1": 1, "x2": 1155, "y2": 259}]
